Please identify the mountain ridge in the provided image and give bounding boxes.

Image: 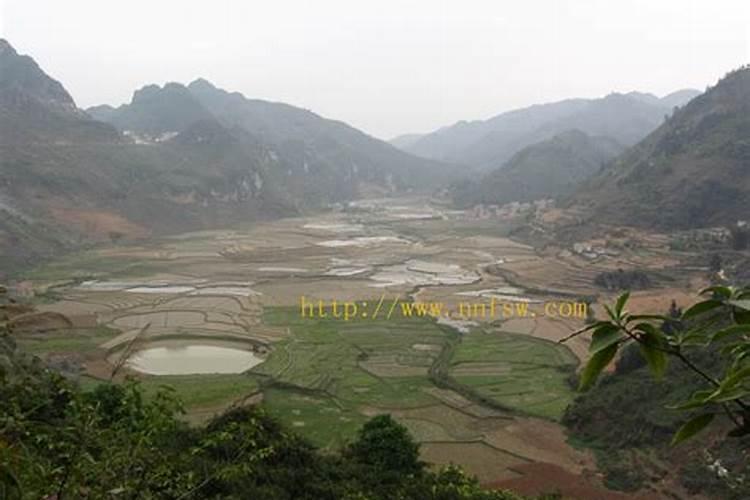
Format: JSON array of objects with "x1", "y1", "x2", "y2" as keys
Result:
[
  {"x1": 398, "y1": 89, "x2": 701, "y2": 170},
  {"x1": 566, "y1": 66, "x2": 750, "y2": 229},
  {"x1": 451, "y1": 129, "x2": 625, "y2": 207},
  {"x1": 0, "y1": 40, "x2": 452, "y2": 273}
]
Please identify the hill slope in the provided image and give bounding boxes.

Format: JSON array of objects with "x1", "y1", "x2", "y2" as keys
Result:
[
  {"x1": 400, "y1": 90, "x2": 699, "y2": 170},
  {"x1": 0, "y1": 40, "x2": 452, "y2": 273},
  {"x1": 568, "y1": 66, "x2": 750, "y2": 229},
  {"x1": 452, "y1": 130, "x2": 625, "y2": 206},
  {"x1": 0, "y1": 39, "x2": 118, "y2": 146},
  {"x1": 89, "y1": 78, "x2": 455, "y2": 191}
]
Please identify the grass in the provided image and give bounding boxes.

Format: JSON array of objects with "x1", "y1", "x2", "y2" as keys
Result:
[
  {"x1": 22, "y1": 252, "x2": 173, "y2": 282},
  {"x1": 15, "y1": 326, "x2": 119, "y2": 355},
  {"x1": 261, "y1": 387, "x2": 367, "y2": 448},
  {"x1": 138, "y1": 373, "x2": 260, "y2": 409},
  {"x1": 255, "y1": 307, "x2": 449, "y2": 447},
  {"x1": 448, "y1": 330, "x2": 578, "y2": 420}
]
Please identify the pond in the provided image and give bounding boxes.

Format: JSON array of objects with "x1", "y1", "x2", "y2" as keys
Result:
[{"x1": 125, "y1": 344, "x2": 264, "y2": 375}]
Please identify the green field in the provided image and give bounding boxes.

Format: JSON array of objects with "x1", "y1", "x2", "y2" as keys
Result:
[
  {"x1": 254, "y1": 308, "x2": 448, "y2": 447},
  {"x1": 448, "y1": 330, "x2": 578, "y2": 419},
  {"x1": 250, "y1": 308, "x2": 579, "y2": 446},
  {"x1": 14, "y1": 221, "x2": 579, "y2": 452},
  {"x1": 16, "y1": 300, "x2": 579, "y2": 447},
  {"x1": 22, "y1": 252, "x2": 171, "y2": 282},
  {"x1": 16, "y1": 325, "x2": 119, "y2": 355}
]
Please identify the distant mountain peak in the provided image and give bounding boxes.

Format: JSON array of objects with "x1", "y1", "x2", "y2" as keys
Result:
[
  {"x1": 401, "y1": 87, "x2": 699, "y2": 168},
  {"x1": 0, "y1": 38, "x2": 119, "y2": 147},
  {"x1": 0, "y1": 38, "x2": 76, "y2": 109},
  {"x1": 0, "y1": 38, "x2": 17, "y2": 56},
  {"x1": 452, "y1": 129, "x2": 624, "y2": 206},
  {"x1": 623, "y1": 91, "x2": 660, "y2": 105},
  {"x1": 569, "y1": 66, "x2": 750, "y2": 229},
  {"x1": 188, "y1": 78, "x2": 218, "y2": 91},
  {"x1": 132, "y1": 83, "x2": 162, "y2": 102}
]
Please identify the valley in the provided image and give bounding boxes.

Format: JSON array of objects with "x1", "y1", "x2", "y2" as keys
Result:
[
  {"x1": 2, "y1": 28, "x2": 749, "y2": 499},
  {"x1": 11, "y1": 195, "x2": 710, "y2": 496}
]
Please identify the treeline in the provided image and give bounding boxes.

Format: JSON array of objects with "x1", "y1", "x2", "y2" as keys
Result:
[{"x1": 593, "y1": 269, "x2": 652, "y2": 291}]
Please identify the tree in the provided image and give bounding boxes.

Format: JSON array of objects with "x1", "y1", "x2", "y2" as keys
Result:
[
  {"x1": 563, "y1": 287, "x2": 750, "y2": 444},
  {"x1": 347, "y1": 414, "x2": 423, "y2": 476}
]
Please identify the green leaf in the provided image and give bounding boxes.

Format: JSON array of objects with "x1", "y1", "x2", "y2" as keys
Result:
[
  {"x1": 705, "y1": 386, "x2": 749, "y2": 404},
  {"x1": 668, "y1": 390, "x2": 713, "y2": 410},
  {"x1": 565, "y1": 320, "x2": 613, "y2": 340},
  {"x1": 615, "y1": 292, "x2": 630, "y2": 318},
  {"x1": 683, "y1": 300, "x2": 722, "y2": 319},
  {"x1": 678, "y1": 329, "x2": 712, "y2": 347},
  {"x1": 671, "y1": 413, "x2": 714, "y2": 445},
  {"x1": 579, "y1": 344, "x2": 618, "y2": 392},
  {"x1": 589, "y1": 324, "x2": 624, "y2": 355},
  {"x1": 603, "y1": 304, "x2": 616, "y2": 322},
  {"x1": 712, "y1": 324, "x2": 750, "y2": 342},
  {"x1": 633, "y1": 322, "x2": 659, "y2": 335},
  {"x1": 0, "y1": 467, "x2": 21, "y2": 500},
  {"x1": 721, "y1": 365, "x2": 750, "y2": 389},
  {"x1": 639, "y1": 340, "x2": 668, "y2": 379},
  {"x1": 699, "y1": 285, "x2": 732, "y2": 299}
]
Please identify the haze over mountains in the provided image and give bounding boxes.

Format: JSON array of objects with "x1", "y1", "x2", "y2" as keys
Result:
[
  {"x1": 0, "y1": 39, "x2": 452, "y2": 270},
  {"x1": 452, "y1": 130, "x2": 625, "y2": 207},
  {"x1": 569, "y1": 66, "x2": 750, "y2": 229},
  {"x1": 393, "y1": 89, "x2": 700, "y2": 170},
  {"x1": 447, "y1": 65, "x2": 750, "y2": 232},
  {"x1": 2, "y1": 36, "x2": 749, "y2": 274}
]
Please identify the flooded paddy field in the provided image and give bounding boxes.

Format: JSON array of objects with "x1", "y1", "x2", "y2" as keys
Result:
[{"x1": 15, "y1": 196, "x2": 707, "y2": 485}]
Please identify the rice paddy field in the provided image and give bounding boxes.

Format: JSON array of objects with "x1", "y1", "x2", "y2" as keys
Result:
[{"x1": 15, "y1": 196, "x2": 696, "y2": 484}]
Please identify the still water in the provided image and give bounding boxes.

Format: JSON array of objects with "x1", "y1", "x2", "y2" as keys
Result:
[{"x1": 125, "y1": 344, "x2": 264, "y2": 375}]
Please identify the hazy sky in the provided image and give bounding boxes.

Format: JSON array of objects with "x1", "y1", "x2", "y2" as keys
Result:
[{"x1": 1, "y1": 1, "x2": 749, "y2": 139}]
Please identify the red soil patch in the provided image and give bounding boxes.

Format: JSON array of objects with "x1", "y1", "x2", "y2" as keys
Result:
[{"x1": 485, "y1": 462, "x2": 661, "y2": 500}]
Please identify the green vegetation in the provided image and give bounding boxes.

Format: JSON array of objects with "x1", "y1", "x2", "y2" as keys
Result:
[
  {"x1": 452, "y1": 130, "x2": 624, "y2": 207},
  {"x1": 570, "y1": 66, "x2": 750, "y2": 230},
  {"x1": 448, "y1": 332, "x2": 578, "y2": 419},
  {"x1": 569, "y1": 288, "x2": 750, "y2": 440},
  {"x1": 0, "y1": 288, "x2": 550, "y2": 499},
  {"x1": 593, "y1": 269, "x2": 652, "y2": 291},
  {"x1": 563, "y1": 288, "x2": 750, "y2": 496},
  {"x1": 255, "y1": 307, "x2": 449, "y2": 447},
  {"x1": 22, "y1": 251, "x2": 174, "y2": 281},
  {"x1": 15, "y1": 325, "x2": 118, "y2": 355},
  {"x1": 255, "y1": 307, "x2": 580, "y2": 449},
  {"x1": 138, "y1": 374, "x2": 260, "y2": 411}
]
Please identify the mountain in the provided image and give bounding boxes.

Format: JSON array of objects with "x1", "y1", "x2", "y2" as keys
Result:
[
  {"x1": 0, "y1": 40, "x2": 452, "y2": 273},
  {"x1": 89, "y1": 78, "x2": 455, "y2": 191},
  {"x1": 568, "y1": 66, "x2": 750, "y2": 230},
  {"x1": 0, "y1": 39, "x2": 118, "y2": 145},
  {"x1": 87, "y1": 82, "x2": 214, "y2": 137},
  {"x1": 389, "y1": 133, "x2": 424, "y2": 149},
  {"x1": 452, "y1": 130, "x2": 625, "y2": 206},
  {"x1": 398, "y1": 90, "x2": 700, "y2": 170}
]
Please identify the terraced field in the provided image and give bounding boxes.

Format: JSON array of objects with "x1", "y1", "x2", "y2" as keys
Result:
[
  {"x1": 14, "y1": 196, "x2": 618, "y2": 483},
  {"x1": 448, "y1": 331, "x2": 578, "y2": 419}
]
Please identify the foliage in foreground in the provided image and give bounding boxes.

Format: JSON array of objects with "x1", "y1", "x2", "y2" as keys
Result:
[
  {"x1": 563, "y1": 288, "x2": 750, "y2": 496},
  {"x1": 566, "y1": 286, "x2": 750, "y2": 443},
  {"x1": 0, "y1": 287, "x2": 536, "y2": 500}
]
